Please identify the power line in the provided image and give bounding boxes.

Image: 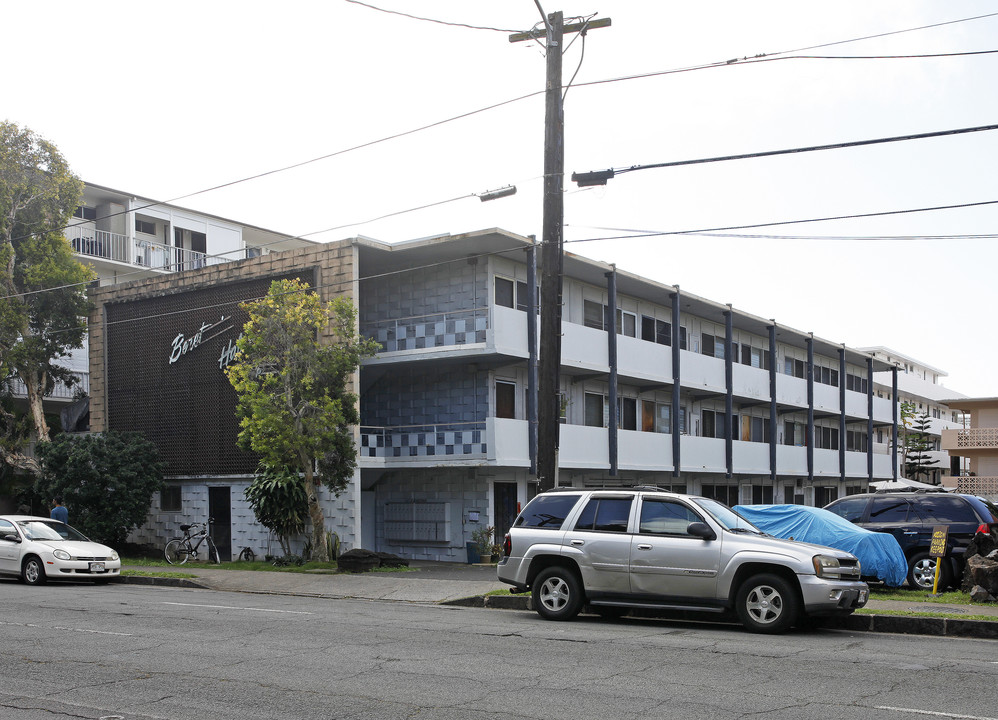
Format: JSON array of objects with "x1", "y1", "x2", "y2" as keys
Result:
[
  {"x1": 343, "y1": 0, "x2": 520, "y2": 33},
  {"x1": 569, "y1": 226, "x2": 998, "y2": 242}
]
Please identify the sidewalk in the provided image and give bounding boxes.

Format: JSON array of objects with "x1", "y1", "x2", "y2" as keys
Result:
[{"x1": 118, "y1": 562, "x2": 998, "y2": 638}]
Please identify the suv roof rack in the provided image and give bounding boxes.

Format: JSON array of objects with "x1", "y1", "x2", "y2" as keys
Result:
[{"x1": 631, "y1": 485, "x2": 669, "y2": 492}]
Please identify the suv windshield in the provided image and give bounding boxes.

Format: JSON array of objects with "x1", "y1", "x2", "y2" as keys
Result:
[
  {"x1": 692, "y1": 498, "x2": 762, "y2": 533},
  {"x1": 17, "y1": 520, "x2": 89, "y2": 542}
]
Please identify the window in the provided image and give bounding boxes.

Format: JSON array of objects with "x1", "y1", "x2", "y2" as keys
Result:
[
  {"x1": 702, "y1": 409, "x2": 726, "y2": 440},
  {"x1": 641, "y1": 316, "x2": 671, "y2": 346},
  {"x1": 814, "y1": 486, "x2": 838, "y2": 507},
  {"x1": 915, "y1": 496, "x2": 979, "y2": 524},
  {"x1": 574, "y1": 496, "x2": 633, "y2": 532},
  {"x1": 701, "y1": 333, "x2": 725, "y2": 359},
  {"x1": 495, "y1": 277, "x2": 514, "y2": 308},
  {"x1": 584, "y1": 300, "x2": 603, "y2": 330},
  {"x1": 815, "y1": 426, "x2": 839, "y2": 450},
  {"x1": 135, "y1": 218, "x2": 156, "y2": 235},
  {"x1": 619, "y1": 397, "x2": 637, "y2": 430},
  {"x1": 701, "y1": 484, "x2": 738, "y2": 506},
  {"x1": 616, "y1": 309, "x2": 636, "y2": 337},
  {"x1": 584, "y1": 392, "x2": 605, "y2": 427},
  {"x1": 846, "y1": 430, "x2": 868, "y2": 452},
  {"x1": 869, "y1": 497, "x2": 910, "y2": 523},
  {"x1": 784, "y1": 357, "x2": 806, "y2": 379},
  {"x1": 639, "y1": 499, "x2": 701, "y2": 535},
  {"x1": 515, "y1": 494, "x2": 582, "y2": 529},
  {"x1": 161, "y1": 485, "x2": 182, "y2": 512},
  {"x1": 845, "y1": 373, "x2": 869, "y2": 394},
  {"x1": 751, "y1": 485, "x2": 774, "y2": 504},
  {"x1": 642, "y1": 400, "x2": 671, "y2": 433},
  {"x1": 496, "y1": 381, "x2": 516, "y2": 419},
  {"x1": 740, "y1": 344, "x2": 769, "y2": 369},
  {"x1": 73, "y1": 206, "x2": 97, "y2": 221}
]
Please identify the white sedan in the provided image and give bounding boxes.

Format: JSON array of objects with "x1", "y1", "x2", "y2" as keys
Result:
[{"x1": 0, "y1": 515, "x2": 121, "y2": 585}]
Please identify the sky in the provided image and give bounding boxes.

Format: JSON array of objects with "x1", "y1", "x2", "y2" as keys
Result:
[{"x1": 4, "y1": 1, "x2": 998, "y2": 396}]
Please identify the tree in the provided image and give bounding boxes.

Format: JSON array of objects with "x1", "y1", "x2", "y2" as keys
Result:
[
  {"x1": 897, "y1": 401, "x2": 916, "y2": 472},
  {"x1": 0, "y1": 121, "x2": 95, "y2": 453},
  {"x1": 244, "y1": 462, "x2": 309, "y2": 558},
  {"x1": 34, "y1": 431, "x2": 165, "y2": 546},
  {"x1": 225, "y1": 279, "x2": 378, "y2": 562},
  {"x1": 904, "y1": 411, "x2": 939, "y2": 483}
]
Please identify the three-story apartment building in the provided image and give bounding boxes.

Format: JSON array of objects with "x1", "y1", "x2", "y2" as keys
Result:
[{"x1": 356, "y1": 230, "x2": 899, "y2": 560}]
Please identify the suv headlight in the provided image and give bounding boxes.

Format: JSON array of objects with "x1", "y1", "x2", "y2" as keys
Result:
[
  {"x1": 53, "y1": 549, "x2": 71, "y2": 561},
  {"x1": 812, "y1": 554, "x2": 842, "y2": 578}
]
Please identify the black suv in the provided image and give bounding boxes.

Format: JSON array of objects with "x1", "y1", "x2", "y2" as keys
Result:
[{"x1": 824, "y1": 491, "x2": 998, "y2": 590}]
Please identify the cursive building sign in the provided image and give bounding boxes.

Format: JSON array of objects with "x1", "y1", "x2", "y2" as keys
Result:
[{"x1": 169, "y1": 315, "x2": 233, "y2": 365}]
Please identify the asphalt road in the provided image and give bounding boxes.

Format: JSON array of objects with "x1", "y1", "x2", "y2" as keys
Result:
[{"x1": 3, "y1": 580, "x2": 997, "y2": 720}]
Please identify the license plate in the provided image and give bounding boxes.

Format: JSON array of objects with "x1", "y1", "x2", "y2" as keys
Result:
[{"x1": 89, "y1": 562, "x2": 106, "y2": 573}]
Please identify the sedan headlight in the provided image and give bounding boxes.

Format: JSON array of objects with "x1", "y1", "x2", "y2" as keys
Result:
[
  {"x1": 53, "y1": 549, "x2": 72, "y2": 561},
  {"x1": 110, "y1": 551, "x2": 119, "y2": 561},
  {"x1": 812, "y1": 554, "x2": 842, "y2": 578}
]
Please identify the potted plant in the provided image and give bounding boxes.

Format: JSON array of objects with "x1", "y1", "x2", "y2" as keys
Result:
[{"x1": 472, "y1": 525, "x2": 496, "y2": 564}]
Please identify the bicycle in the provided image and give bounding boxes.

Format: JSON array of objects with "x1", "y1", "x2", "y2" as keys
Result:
[{"x1": 164, "y1": 518, "x2": 220, "y2": 565}]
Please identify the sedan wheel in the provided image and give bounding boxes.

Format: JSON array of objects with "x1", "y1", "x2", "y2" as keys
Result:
[{"x1": 22, "y1": 556, "x2": 46, "y2": 586}]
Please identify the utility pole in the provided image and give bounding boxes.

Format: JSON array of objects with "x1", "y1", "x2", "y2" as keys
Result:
[{"x1": 510, "y1": 11, "x2": 610, "y2": 491}]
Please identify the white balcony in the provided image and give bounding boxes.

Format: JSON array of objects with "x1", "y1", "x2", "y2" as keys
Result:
[
  {"x1": 681, "y1": 435, "x2": 726, "y2": 473},
  {"x1": 67, "y1": 226, "x2": 221, "y2": 272},
  {"x1": 775, "y1": 374, "x2": 808, "y2": 408},
  {"x1": 732, "y1": 440, "x2": 770, "y2": 474},
  {"x1": 777, "y1": 445, "x2": 808, "y2": 475},
  {"x1": 66, "y1": 226, "x2": 129, "y2": 263},
  {"x1": 561, "y1": 322, "x2": 608, "y2": 372},
  {"x1": 617, "y1": 335, "x2": 672, "y2": 383},
  {"x1": 559, "y1": 424, "x2": 610, "y2": 469},
  {"x1": 618, "y1": 428, "x2": 672, "y2": 471},
  {"x1": 680, "y1": 352, "x2": 725, "y2": 393}
]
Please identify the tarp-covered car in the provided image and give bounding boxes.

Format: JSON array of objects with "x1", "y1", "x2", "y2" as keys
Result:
[{"x1": 733, "y1": 504, "x2": 907, "y2": 586}]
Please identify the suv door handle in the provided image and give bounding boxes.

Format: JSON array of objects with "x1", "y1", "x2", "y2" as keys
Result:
[{"x1": 570, "y1": 539, "x2": 584, "y2": 546}]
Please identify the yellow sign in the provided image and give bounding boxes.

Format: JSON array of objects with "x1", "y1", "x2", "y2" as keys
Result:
[{"x1": 929, "y1": 525, "x2": 948, "y2": 558}]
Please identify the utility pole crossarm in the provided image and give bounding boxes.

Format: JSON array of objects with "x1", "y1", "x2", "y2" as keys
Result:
[{"x1": 508, "y1": 16, "x2": 611, "y2": 44}]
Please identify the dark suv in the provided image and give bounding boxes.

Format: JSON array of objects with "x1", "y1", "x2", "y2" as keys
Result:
[{"x1": 824, "y1": 491, "x2": 998, "y2": 590}]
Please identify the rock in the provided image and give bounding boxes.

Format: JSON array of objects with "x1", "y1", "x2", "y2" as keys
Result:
[
  {"x1": 337, "y1": 548, "x2": 381, "y2": 573},
  {"x1": 969, "y1": 585, "x2": 997, "y2": 603},
  {"x1": 963, "y1": 554, "x2": 998, "y2": 598},
  {"x1": 375, "y1": 552, "x2": 409, "y2": 568},
  {"x1": 960, "y1": 532, "x2": 998, "y2": 592}
]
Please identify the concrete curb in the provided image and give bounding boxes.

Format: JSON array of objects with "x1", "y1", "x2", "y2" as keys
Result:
[
  {"x1": 444, "y1": 594, "x2": 998, "y2": 637},
  {"x1": 114, "y1": 575, "x2": 207, "y2": 590}
]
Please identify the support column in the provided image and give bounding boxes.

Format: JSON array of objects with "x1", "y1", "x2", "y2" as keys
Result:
[
  {"x1": 891, "y1": 364, "x2": 899, "y2": 481},
  {"x1": 839, "y1": 347, "x2": 846, "y2": 483},
  {"x1": 768, "y1": 324, "x2": 777, "y2": 482},
  {"x1": 606, "y1": 269, "x2": 618, "y2": 476},
  {"x1": 527, "y1": 244, "x2": 538, "y2": 476},
  {"x1": 807, "y1": 335, "x2": 814, "y2": 484},
  {"x1": 724, "y1": 307, "x2": 733, "y2": 479},
  {"x1": 867, "y1": 357, "x2": 874, "y2": 482},
  {"x1": 671, "y1": 290, "x2": 681, "y2": 477}
]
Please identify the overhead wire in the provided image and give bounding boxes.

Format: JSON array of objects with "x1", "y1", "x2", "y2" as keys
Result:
[{"x1": 343, "y1": 0, "x2": 520, "y2": 33}]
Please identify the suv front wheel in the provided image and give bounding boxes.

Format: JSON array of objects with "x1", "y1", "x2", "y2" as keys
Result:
[
  {"x1": 735, "y1": 573, "x2": 800, "y2": 633},
  {"x1": 533, "y1": 566, "x2": 584, "y2": 621}
]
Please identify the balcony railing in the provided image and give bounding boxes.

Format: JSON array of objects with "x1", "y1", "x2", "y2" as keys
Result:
[
  {"x1": 66, "y1": 226, "x2": 129, "y2": 263},
  {"x1": 955, "y1": 476, "x2": 998, "y2": 497},
  {"x1": 360, "y1": 422, "x2": 486, "y2": 458},
  {"x1": 362, "y1": 308, "x2": 488, "y2": 353},
  {"x1": 942, "y1": 428, "x2": 998, "y2": 450},
  {"x1": 7, "y1": 372, "x2": 89, "y2": 400}
]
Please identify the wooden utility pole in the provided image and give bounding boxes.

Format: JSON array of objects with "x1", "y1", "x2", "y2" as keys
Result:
[{"x1": 510, "y1": 12, "x2": 610, "y2": 491}]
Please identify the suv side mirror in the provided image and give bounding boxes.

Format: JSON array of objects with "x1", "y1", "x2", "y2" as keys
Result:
[{"x1": 687, "y1": 522, "x2": 716, "y2": 541}]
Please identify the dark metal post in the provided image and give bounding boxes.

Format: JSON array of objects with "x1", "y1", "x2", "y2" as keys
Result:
[
  {"x1": 527, "y1": 243, "x2": 538, "y2": 476},
  {"x1": 606, "y1": 269, "x2": 618, "y2": 476}
]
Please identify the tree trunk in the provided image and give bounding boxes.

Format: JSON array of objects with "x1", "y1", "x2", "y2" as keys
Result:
[
  {"x1": 22, "y1": 373, "x2": 50, "y2": 443},
  {"x1": 302, "y1": 460, "x2": 328, "y2": 562}
]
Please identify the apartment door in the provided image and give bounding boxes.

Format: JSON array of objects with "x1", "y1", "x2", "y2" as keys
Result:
[
  {"x1": 208, "y1": 487, "x2": 231, "y2": 562},
  {"x1": 494, "y1": 483, "x2": 518, "y2": 543}
]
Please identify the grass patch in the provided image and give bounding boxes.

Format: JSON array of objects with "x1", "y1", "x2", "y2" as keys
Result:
[
  {"x1": 856, "y1": 607, "x2": 997, "y2": 623},
  {"x1": 869, "y1": 587, "x2": 978, "y2": 604},
  {"x1": 121, "y1": 569, "x2": 197, "y2": 580}
]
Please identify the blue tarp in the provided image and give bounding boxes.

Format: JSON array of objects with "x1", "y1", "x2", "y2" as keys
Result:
[{"x1": 733, "y1": 504, "x2": 908, "y2": 586}]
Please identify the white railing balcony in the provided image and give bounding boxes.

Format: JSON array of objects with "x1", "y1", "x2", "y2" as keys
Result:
[
  {"x1": 7, "y1": 371, "x2": 89, "y2": 401},
  {"x1": 66, "y1": 226, "x2": 129, "y2": 263}
]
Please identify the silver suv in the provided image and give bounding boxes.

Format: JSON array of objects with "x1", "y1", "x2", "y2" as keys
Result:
[{"x1": 497, "y1": 487, "x2": 869, "y2": 633}]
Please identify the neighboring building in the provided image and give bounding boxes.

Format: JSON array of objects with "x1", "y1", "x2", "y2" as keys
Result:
[
  {"x1": 23, "y1": 183, "x2": 314, "y2": 433},
  {"x1": 860, "y1": 347, "x2": 967, "y2": 485},
  {"x1": 940, "y1": 397, "x2": 998, "y2": 499},
  {"x1": 88, "y1": 229, "x2": 902, "y2": 563}
]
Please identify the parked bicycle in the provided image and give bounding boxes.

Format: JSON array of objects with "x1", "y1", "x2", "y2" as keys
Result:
[{"x1": 164, "y1": 518, "x2": 220, "y2": 565}]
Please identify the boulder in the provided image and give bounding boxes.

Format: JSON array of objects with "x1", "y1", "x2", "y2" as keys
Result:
[
  {"x1": 963, "y1": 554, "x2": 998, "y2": 599},
  {"x1": 969, "y1": 585, "x2": 998, "y2": 604},
  {"x1": 960, "y1": 532, "x2": 998, "y2": 593},
  {"x1": 375, "y1": 552, "x2": 409, "y2": 568},
  {"x1": 337, "y1": 548, "x2": 381, "y2": 573}
]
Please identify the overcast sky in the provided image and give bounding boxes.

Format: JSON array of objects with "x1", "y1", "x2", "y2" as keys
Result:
[{"x1": 4, "y1": 1, "x2": 997, "y2": 396}]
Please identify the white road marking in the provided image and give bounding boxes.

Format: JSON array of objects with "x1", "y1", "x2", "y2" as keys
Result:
[
  {"x1": 0, "y1": 620, "x2": 132, "y2": 636},
  {"x1": 877, "y1": 706, "x2": 998, "y2": 720},
  {"x1": 162, "y1": 602, "x2": 312, "y2": 614}
]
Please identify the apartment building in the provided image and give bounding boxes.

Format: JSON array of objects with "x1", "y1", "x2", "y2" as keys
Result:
[
  {"x1": 356, "y1": 230, "x2": 899, "y2": 561},
  {"x1": 31, "y1": 183, "x2": 313, "y2": 430},
  {"x1": 860, "y1": 347, "x2": 966, "y2": 485},
  {"x1": 941, "y1": 397, "x2": 998, "y2": 499},
  {"x1": 87, "y1": 228, "x2": 901, "y2": 562}
]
